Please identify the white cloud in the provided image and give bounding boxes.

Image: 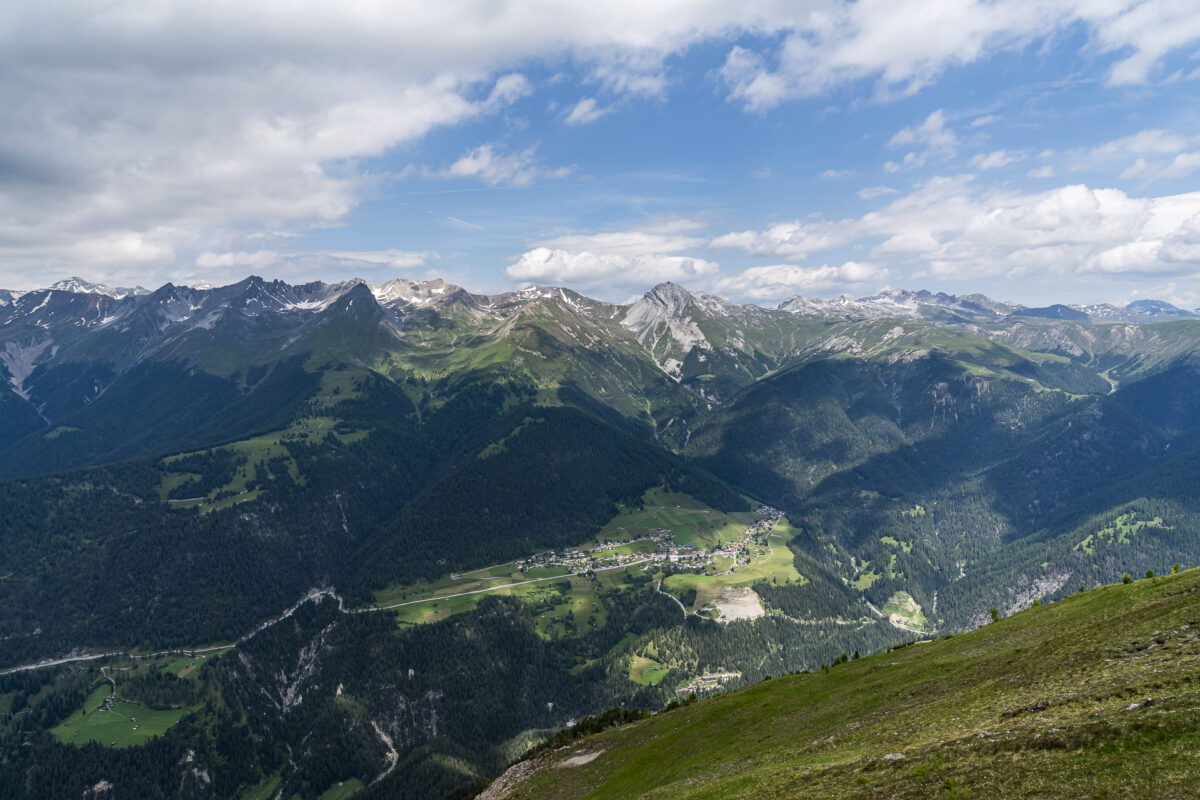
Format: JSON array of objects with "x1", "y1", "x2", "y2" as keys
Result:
[
  {"x1": 970, "y1": 149, "x2": 1025, "y2": 169},
  {"x1": 1094, "y1": 128, "x2": 1190, "y2": 157},
  {"x1": 820, "y1": 169, "x2": 853, "y2": 178},
  {"x1": 0, "y1": 0, "x2": 811, "y2": 283},
  {"x1": 714, "y1": 176, "x2": 1200, "y2": 280},
  {"x1": 564, "y1": 97, "x2": 612, "y2": 125},
  {"x1": 1159, "y1": 152, "x2": 1200, "y2": 181},
  {"x1": 434, "y1": 144, "x2": 575, "y2": 187},
  {"x1": 970, "y1": 114, "x2": 1002, "y2": 127},
  {"x1": 507, "y1": 248, "x2": 719, "y2": 286},
  {"x1": 719, "y1": 1, "x2": 1200, "y2": 110},
  {"x1": 1028, "y1": 164, "x2": 1056, "y2": 178},
  {"x1": 714, "y1": 261, "x2": 888, "y2": 300},
  {"x1": 1093, "y1": 0, "x2": 1200, "y2": 85},
  {"x1": 3, "y1": 0, "x2": 1199, "y2": 286},
  {"x1": 751, "y1": 167, "x2": 774, "y2": 179},
  {"x1": 1078, "y1": 128, "x2": 1199, "y2": 183},
  {"x1": 884, "y1": 151, "x2": 927, "y2": 173},
  {"x1": 506, "y1": 218, "x2": 719, "y2": 291},
  {"x1": 858, "y1": 185, "x2": 898, "y2": 199},
  {"x1": 890, "y1": 110, "x2": 958, "y2": 153}
]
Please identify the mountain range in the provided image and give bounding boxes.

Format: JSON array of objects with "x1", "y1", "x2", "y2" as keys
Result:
[{"x1": 2, "y1": 274, "x2": 1200, "y2": 799}]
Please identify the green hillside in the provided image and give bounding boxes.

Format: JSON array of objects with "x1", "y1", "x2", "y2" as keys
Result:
[{"x1": 496, "y1": 568, "x2": 1200, "y2": 799}]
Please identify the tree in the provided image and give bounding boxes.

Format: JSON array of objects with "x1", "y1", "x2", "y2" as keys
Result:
[
  {"x1": 989, "y1": 607, "x2": 1000, "y2": 622},
  {"x1": 1172, "y1": 563, "x2": 1182, "y2": 575},
  {"x1": 1146, "y1": 569, "x2": 1155, "y2": 579},
  {"x1": 1122, "y1": 572, "x2": 1133, "y2": 584}
]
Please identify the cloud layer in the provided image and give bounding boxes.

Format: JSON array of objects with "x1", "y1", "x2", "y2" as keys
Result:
[
  {"x1": 714, "y1": 176, "x2": 1200, "y2": 281},
  {"x1": 1, "y1": 0, "x2": 1197, "y2": 295}
]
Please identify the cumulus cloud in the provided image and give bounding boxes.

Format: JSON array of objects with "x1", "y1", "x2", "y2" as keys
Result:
[
  {"x1": 505, "y1": 218, "x2": 719, "y2": 292},
  {"x1": 3, "y1": 0, "x2": 1198, "y2": 286},
  {"x1": 713, "y1": 176, "x2": 1200, "y2": 280},
  {"x1": 714, "y1": 261, "x2": 888, "y2": 300},
  {"x1": 508, "y1": 248, "x2": 718, "y2": 286},
  {"x1": 0, "y1": 0, "x2": 805, "y2": 284}
]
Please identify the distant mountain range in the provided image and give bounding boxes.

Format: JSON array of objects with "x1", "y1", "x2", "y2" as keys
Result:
[{"x1": 8, "y1": 275, "x2": 1197, "y2": 323}]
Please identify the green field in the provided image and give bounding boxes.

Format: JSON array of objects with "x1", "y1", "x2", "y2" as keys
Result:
[
  {"x1": 628, "y1": 655, "x2": 670, "y2": 686},
  {"x1": 51, "y1": 685, "x2": 192, "y2": 748},
  {"x1": 662, "y1": 519, "x2": 806, "y2": 613},
  {"x1": 851, "y1": 564, "x2": 880, "y2": 590},
  {"x1": 593, "y1": 488, "x2": 754, "y2": 550},
  {"x1": 503, "y1": 568, "x2": 1200, "y2": 799}
]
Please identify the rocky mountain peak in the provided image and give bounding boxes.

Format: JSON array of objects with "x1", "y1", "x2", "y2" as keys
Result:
[{"x1": 47, "y1": 277, "x2": 149, "y2": 299}]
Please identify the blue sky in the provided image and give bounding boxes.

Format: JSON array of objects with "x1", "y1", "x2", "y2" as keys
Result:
[{"x1": 3, "y1": 1, "x2": 1200, "y2": 307}]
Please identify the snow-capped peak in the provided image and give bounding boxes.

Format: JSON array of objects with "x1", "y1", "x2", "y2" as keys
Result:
[
  {"x1": 47, "y1": 277, "x2": 149, "y2": 299},
  {"x1": 779, "y1": 288, "x2": 1017, "y2": 320},
  {"x1": 371, "y1": 278, "x2": 462, "y2": 306}
]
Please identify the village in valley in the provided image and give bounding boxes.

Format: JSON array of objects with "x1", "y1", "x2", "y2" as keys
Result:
[{"x1": 515, "y1": 504, "x2": 784, "y2": 576}]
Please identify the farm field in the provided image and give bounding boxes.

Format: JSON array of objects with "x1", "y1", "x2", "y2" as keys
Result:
[
  {"x1": 662, "y1": 519, "x2": 806, "y2": 613},
  {"x1": 51, "y1": 685, "x2": 192, "y2": 748}
]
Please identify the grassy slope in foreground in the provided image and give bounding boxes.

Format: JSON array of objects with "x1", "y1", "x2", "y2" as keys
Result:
[{"x1": 495, "y1": 569, "x2": 1200, "y2": 799}]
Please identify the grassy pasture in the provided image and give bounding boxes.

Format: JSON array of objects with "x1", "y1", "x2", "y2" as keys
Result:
[
  {"x1": 628, "y1": 656, "x2": 670, "y2": 686},
  {"x1": 51, "y1": 685, "x2": 192, "y2": 748}
]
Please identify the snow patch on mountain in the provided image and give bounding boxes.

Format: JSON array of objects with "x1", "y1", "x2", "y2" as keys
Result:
[
  {"x1": 779, "y1": 289, "x2": 1018, "y2": 320},
  {"x1": 47, "y1": 278, "x2": 149, "y2": 299},
  {"x1": 372, "y1": 278, "x2": 459, "y2": 306}
]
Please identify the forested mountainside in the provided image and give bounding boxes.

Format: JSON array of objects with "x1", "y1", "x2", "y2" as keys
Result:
[{"x1": 2, "y1": 276, "x2": 1200, "y2": 799}]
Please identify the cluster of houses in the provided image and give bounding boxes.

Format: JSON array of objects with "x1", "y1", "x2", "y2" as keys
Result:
[
  {"x1": 674, "y1": 671, "x2": 743, "y2": 695},
  {"x1": 516, "y1": 505, "x2": 785, "y2": 577}
]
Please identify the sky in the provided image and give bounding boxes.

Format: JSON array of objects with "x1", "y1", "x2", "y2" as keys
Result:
[{"x1": 2, "y1": 0, "x2": 1200, "y2": 307}]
